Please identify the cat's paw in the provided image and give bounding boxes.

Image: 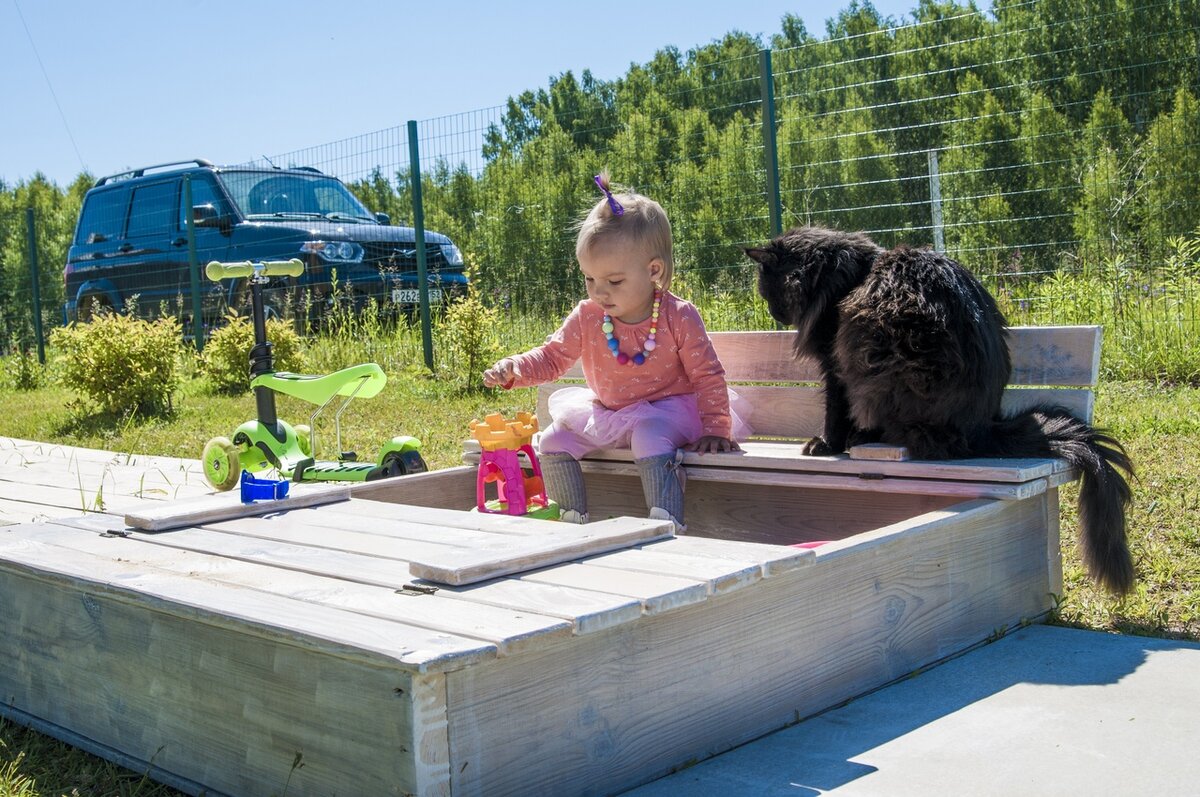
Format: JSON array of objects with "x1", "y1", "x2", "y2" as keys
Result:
[{"x1": 803, "y1": 436, "x2": 836, "y2": 456}]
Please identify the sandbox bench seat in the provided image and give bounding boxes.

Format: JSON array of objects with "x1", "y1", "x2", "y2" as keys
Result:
[{"x1": 518, "y1": 325, "x2": 1101, "y2": 508}]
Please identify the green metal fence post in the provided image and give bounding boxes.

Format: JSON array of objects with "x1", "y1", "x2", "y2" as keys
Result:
[
  {"x1": 407, "y1": 119, "x2": 434, "y2": 371},
  {"x1": 760, "y1": 48, "x2": 783, "y2": 237},
  {"x1": 24, "y1": 208, "x2": 45, "y2": 364},
  {"x1": 183, "y1": 174, "x2": 204, "y2": 351}
]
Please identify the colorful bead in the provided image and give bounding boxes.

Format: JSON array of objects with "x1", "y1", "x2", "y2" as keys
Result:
[{"x1": 602, "y1": 288, "x2": 661, "y2": 366}]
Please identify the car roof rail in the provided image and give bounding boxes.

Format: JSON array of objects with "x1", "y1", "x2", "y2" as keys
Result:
[
  {"x1": 94, "y1": 158, "x2": 215, "y2": 187},
  {"x1": 293, "y1": 165, "x2": 325, "y2": 174}
]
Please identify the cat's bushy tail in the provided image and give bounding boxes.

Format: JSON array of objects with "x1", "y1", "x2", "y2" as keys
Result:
[{"x1": 977, "y1": 405, "x2": 1135, "y2": 595}]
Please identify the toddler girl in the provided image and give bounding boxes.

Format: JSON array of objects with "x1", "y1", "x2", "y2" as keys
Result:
[{"x1": 483, "y1": 173, "x2": 750, "y2": 530}]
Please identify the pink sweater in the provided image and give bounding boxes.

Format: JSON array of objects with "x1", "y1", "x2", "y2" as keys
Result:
[{"x1": 506, "y1": 292, "x2": 733, "y2": 439}]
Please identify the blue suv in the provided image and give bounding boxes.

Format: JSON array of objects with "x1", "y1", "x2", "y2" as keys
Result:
[{"x1": 64, "y1": 158, "x2": 467, "y2": 324}]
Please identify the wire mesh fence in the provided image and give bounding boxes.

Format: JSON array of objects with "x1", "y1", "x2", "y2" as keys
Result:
[{"x1": 3, "y1": 1, "x2": 1199, "y2": 379}]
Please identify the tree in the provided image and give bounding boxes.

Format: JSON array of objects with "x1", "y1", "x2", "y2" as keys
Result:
[
  {"x1": 1138, "y1": 88, "x2": 1200, "y2": 263},
  {"x1": 1014, "y1": 90, "x2": 1075, "y2": 269},
  {"x1": 1072, "y1": 90, "x2": 1140, "y2": 269}
]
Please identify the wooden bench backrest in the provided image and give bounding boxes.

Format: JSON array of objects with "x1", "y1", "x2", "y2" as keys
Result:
[{"x1": 537, "y1": 325, "x2": 1101, "y2": 440}]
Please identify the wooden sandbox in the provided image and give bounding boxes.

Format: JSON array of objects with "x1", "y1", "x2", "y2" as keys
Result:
[
  {"x1": 0, "y1": 325, "x2": 1099, "y2": 795},
  {"x1": 0, "y1": 453, "x2": 1064, "y2": 796}
]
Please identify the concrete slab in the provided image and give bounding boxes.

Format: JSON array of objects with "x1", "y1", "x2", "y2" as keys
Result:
[{"x1": 624, "y1": 625, "x2": 1200, "y2": 796}]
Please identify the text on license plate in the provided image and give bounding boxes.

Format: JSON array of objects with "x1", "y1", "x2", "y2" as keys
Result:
[{"x1": 392, "y1": 288, "x2": 442, "y2": 304}]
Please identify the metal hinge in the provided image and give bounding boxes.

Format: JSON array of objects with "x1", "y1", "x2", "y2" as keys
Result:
[{"x1": 396, "y1": 583, "x2": 439, "y2": 596}]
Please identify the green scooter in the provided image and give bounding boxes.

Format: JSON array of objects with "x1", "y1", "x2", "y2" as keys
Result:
[{"x1": 200, "y1": 259, "x2": 427, "y2": 491}]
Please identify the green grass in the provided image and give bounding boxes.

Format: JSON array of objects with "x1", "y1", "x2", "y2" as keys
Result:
[
  {"x1": 1, "y1": 328, "x2": 1198, "y2": 794},
  {"x1": 0, "y1": 716, "x2": 176, "y2": 797},
  {"x1": 1053, "y1": 382, "x2": 1200, "y2": 639}
]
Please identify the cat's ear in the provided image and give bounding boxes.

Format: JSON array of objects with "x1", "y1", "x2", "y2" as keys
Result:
[{"x1": 744, "y1": 247, "x2": 776, "y2": 268}]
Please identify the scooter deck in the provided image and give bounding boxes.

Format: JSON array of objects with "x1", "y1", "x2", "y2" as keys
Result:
[{"x1": 287, "y1": 459, "x2": 381, "y2": 483}]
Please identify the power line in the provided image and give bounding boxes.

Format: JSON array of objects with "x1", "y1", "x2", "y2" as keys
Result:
[{"x1": 12, "y1": 0, "x2": 87, "y2": 176}]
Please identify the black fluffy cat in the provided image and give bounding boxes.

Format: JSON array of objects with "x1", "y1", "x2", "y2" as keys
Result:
[{"x1": 746, "y1": 225, "x2": 1134, "y2": 594}]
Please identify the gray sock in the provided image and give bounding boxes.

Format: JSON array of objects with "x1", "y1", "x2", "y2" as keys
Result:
[
  {"x1": 538, "y1": 452, "x2": 588, "y2": 516},
  {"x1": 636, "y1": 450, "x2": 685, "y2": 526}
]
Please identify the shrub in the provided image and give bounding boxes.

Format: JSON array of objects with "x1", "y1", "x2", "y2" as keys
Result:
[
  {"x1": 52, "y1": 312, "x2": 182, "y2": 416},
  {"x1": 5, "y1": 337, "x2": 42, "y2": 391},
  {"x1": 439, "y1": 284, "x2": 501, "y2": 392},
  {"x1": 201, "y1": 311, "x2": 305, "y2": 394}
]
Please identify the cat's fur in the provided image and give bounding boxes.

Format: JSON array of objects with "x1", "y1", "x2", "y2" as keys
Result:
[{"x1": 746, "y1": 225, "x2": 1135, "y2": 594}]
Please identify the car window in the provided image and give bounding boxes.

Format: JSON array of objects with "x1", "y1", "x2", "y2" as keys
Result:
[
  {"x1": 74, "y1": 187, "x2": 130, "y2": 244},
  {"x1": 179, "y1": 174, "x2": 223, "y2": 229},
  {"x1": 219, "y1": 171, "x2": 373, "y2": 219},
  {"x1": 126, "y1": 181, "x2": 179, "y2": 238}
]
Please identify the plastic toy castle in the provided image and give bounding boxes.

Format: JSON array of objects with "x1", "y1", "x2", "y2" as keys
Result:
[{"x1": 469, "y1": 412, "x2": 556, "y2": 518}]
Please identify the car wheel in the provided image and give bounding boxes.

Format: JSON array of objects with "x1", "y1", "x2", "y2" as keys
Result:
[{"x1": 76, "y1": 294, "x2": 112, "y2": 322}]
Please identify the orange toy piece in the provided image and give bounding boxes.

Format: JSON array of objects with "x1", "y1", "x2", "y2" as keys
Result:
[
  {"x1": 469, "y1": 412, "x2": 553, "y2": 517},
  {"x1": 469, "y1": 411, "x2": 539, "y2": 451}
]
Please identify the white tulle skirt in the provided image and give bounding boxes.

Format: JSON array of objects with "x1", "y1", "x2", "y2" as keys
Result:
[{"x1": 538, "y1": 387, "x2": 754, "y2": 460}]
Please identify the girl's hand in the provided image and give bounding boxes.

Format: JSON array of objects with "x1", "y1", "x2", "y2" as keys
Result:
[
  {"x1": 687, "y1": 435, "x2": 740, "y2": 454},
  {"x1": 483, "y1": 358, "x2": 517, "y2": 389}
]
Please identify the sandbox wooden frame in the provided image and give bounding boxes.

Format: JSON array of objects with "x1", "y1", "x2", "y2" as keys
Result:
[{"x1": 0, "y1": 326, "x2": 1098, "y2": 796}]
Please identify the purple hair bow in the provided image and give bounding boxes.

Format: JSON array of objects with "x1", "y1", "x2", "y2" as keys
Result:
[{"x1": 594, "y1": 174, "x2": 625, "y2": 216}]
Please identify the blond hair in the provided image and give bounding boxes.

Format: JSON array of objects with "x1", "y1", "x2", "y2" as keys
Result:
[{"x1": 576, "y1": 172, "x2": 674, "y2": 290}]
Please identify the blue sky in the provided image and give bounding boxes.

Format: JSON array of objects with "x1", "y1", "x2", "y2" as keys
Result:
[{"x1": 3, "y1": 0, "x2": 917, "y2": 187}]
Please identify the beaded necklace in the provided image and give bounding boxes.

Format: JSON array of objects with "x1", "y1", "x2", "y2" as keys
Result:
[{"x1": 602, "y1": 288, "x2": 661, "y2": 366}]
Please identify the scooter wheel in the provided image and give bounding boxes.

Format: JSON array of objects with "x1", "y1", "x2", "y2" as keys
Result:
[
  {"x1": 294, "y1": 424, "x2": 312, "y2": 457},
  {"x1": 381, "y1": 450, "x2": 428, "y2": 477},
  {"x1": 202, "y1": 437, "x2": 241, "y2": 492}
]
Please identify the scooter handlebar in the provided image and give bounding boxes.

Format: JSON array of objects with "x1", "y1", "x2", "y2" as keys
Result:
[{"x1": 205, "y1": 259, "x2": 305, "y2": 281}]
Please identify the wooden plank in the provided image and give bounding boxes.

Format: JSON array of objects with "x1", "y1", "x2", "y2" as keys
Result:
[
  {"x1": 560, "y1": 468, "x2": 961, "y2": 548},
  {"x1": 538, "y1": 383, "x2": 1094, "y2": 439},
  {"x1": 104, "y1": 522, "x2": 438, "y2": 588},
  {"x1": 21, "y1": 522, "x2": 573, "y2": 657},
  {"x1": 204, "y1": 510, "x2": 678, "y2": 588},
  {"x1": 429, "y1": 579, "x2": 643, "y2": 636},
  {"x1": 0, "y1": 436, "x2": 202, "y2": 471},
  {"x1": 519, "y1": 563, "x2": 709, "y2": 615},
  {"x1": 850, "y1": 443, "x2": 911, "y2": 461},
  {"x1": 124, "y1": 481, "x2": 353, "y2": 531},
  {"x1": 576, "y1": 441, "x2": 1058, "y2": 484},
  {"x1": 210, "y1": 506, "x2": 649, "y2": 558},
  {"x1": 0, "y1": 496, "x2": 84, "y2": 525},
  {"x1": 0, "y1": 543, "x2": 430, "y2": 795},
  {"x1": 208, "y1": 511, "x2": 484, "y2": 558},
  {"x1": 407, "y1": 517, "x2": 676, "y2": 586},
  {"x1": 1008, "y1": 325, "x2": 1101, "y2": 386},
  {"x1": 650, "y1": 535, "x2": 816, "y2": 577},
  {"x1": 348, "y1": 464, "x2": 477, "y2": 509},
  {"x1": 576, "y1": 451, "x2": 1056, "y2": 501},
  {"x1": 58, "y1": 513, "x2": 652, "y2": 637},
  {"x1": 682, "y1": 463, "x2": 1048, "y2": 501},
  {"x1": 0, "y1": 532, "x2": 494, "y2": 674},
  {"x1": 335, "y1": 495, "x2": 579, "y2": 537},
  {"x1": 0, "y1": 480, "x2": 163, "y2": 516},
  {"x1": 0, "y1": 460, "x2": 210, "y2": 498},
  {"x1": 466, "y1": 433, "x2": 1076, "y2": 486},
  {"x1": 409, "y1": 672, "x2": 453, "y2": 797},
  {"x1": 556, "y1": 326, "x2": 1101, "y2": 386},
  {"x1": 580, "y1": 546, "x2": 763, "y2": 596},
  {"x1": 443, "y1": 495, "x2": 1056, "y2": 796}
]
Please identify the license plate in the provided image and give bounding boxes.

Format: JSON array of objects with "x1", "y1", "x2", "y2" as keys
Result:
[{"x1": 392, "y1": 288, "x2": 442, "y2": 304}]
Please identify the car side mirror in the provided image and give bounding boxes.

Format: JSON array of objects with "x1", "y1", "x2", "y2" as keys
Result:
[
  {"x1": 193, "y1": 203, "x2": 231, "y2": 233},
  {"x1": 374, "y1": 211, "x2": 391, "y2": 225}
]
